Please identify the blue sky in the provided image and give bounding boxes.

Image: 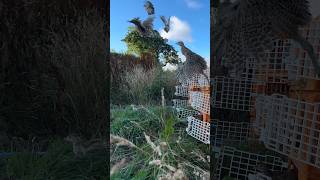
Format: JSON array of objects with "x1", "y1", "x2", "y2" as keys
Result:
[{"x1": 110, "y1": 0, "x2": 210, "y2": 65}]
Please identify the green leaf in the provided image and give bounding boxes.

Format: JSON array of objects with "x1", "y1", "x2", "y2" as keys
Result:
[
  {"x1": 161, "y1": 115, "x2": 175, "y2": 141},
  {"x1": 132, "y1": 169, "x2": 148, "y2": 180},
  {"x1": 122, "y1": 27, "x2": 180, "y2": 65}
]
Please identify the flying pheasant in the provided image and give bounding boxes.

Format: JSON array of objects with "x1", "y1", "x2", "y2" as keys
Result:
[
  {"x1": 160, "y1": 15, "x2": 171, "y2": 33},
  {"x1": 214, "y1": 0, "x2": 320, "y2": 77},
  {"x1": 144, "y1": 1, "x2": 154, "y2": 15},
  {"x1": 128, "y1": 16, "x2": 155, "y2": 37},
  {"x1": 176, "y1": 41, "x2": 209, "y2": 83}
]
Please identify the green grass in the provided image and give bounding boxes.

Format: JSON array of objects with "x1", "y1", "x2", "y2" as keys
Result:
[
  {"x1": 110, "y1": 105, "x2": 210, "y2": 179},
  {"x1": 0, "y1": 139, "x2": 107, "y2": 179}
]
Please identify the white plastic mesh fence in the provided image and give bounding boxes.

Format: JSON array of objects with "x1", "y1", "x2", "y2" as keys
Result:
[
  {"x1": 175, "y1": 85, "x2": 189, "y2": 97},
  {"x1": 252, "y1": 39, "x2": 291, "y2": 84},
  {"x1": 212, "y1": 76, "x2": 254, "y2": 112},
  {"x1": 172, "y1": 99, "x2": 189, "y2": 108},
  {"x1": 190, "y1": 91, "x2": 210, "y2": 114},
  {"x1": 212, "y1": 120, "x2": 254, "y2": 147},
  {"x1": 224, "y1": 39, "x2": 291, "y2": 83},
  {"x1": 186, "y1": 116, "x2": 210, "y2": 144},
  {"x1": 258, "y1": 94, "x2": 320, "y2": 169},
  {"x1": 176, "y1": 108, "x2": 201, "y2": 121},
  {"x1": 286, "y1": 18, "x2": 320, "y2": 80},
  {"x1": 179, "y1": 69, "x2": 210, "y2": 87},
  {"x1": 254, "y1": 95, "x2": 272, "y2": 137},
  {"x1": 214, "y1": 146, "x2": 287, "y2": 180}
]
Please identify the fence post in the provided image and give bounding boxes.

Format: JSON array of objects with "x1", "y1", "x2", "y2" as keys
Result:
[{"x1": 161, "y1": 87, "x2": 165, "y2": 107}]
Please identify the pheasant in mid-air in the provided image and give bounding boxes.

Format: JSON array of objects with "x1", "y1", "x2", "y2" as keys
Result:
[
  {"x1": 144, "y1": 1, "x2": 155, "y2": 15},
  {"x1": 160, "y1": 15, "x2": 171, "y2": 33},
  {"x1": 128, "y1": 17, "x2": 155, "y2": 37},
  {"x1": 176, "y1": 41, "x2": 209, "y2": 83},
  {"x1": 214, "y1": 0, "x2": 320, "y2": 77}
]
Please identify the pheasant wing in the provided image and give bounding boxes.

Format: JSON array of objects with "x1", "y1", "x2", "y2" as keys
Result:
[
  {"x1": 160, "y1": 15, "x2": 167, "y2": 25},
  {"x1": 142, "y1": 16, "x2": 154, "y2": 30},
  {"x1": 144, "y1": 1, "x2": 155, "y2": 15}
]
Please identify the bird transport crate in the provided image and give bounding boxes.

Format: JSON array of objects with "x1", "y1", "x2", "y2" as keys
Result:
[
  {"x1": 186, "y1": 116, "x2": 210, "y2": 144},
  {"x1": 214, "y1": 146, "x2": 287, "y2": 180},
  {"x1": 285, "y1": 17, "x2": 320, "y2": 81},
  {"x1": 225, "y1": 39, "x2": 291, "y2": 84},
  {"x1": 186, "y1": 73, "x2": 210, "y2": 90},
  {"x1": 212, "y1": 76, "x2": 255, "y2": 112},
  {"x1": 258, "y1": 94, "x2": 320, "y2": 169},
  {"x1": 172, "y1": 99, "x2": 189, "y2": 108},
  {"x1": 251, "y1": 39, "x2": 291, "y2": 84},
  {"x1": 175, "y1": 107, "x2": 201, "y2": 121},
  {"x1": 189, "y1": 91, "x2": 210, "y2": 115},
  {"x1": 211, "y1": 120, "x2": 254, "y2": 148},
  {"x1": 253, "y1": 95, "x2": 271, "y2": 138},
  {"x1": 174, "y1": 85, "x2": 189, "y2": 97}
]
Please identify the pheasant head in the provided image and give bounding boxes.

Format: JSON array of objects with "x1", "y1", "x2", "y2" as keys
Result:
[{"x1": 176, "y1": 41, "x2": 185, "y2": 47}]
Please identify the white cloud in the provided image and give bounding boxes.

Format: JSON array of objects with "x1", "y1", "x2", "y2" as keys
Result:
[
  {"x1": 178, "y1": 52, "x2": 186, "y2": 62},
  {"x1": 162, "y1": 63, "x2": 178, "y2": 71},
  {"x1": 185, "y1": 0, "x2": 202, "y2": 9},
  {"x1": 160, "y1": 16, "x2": 192, "y2": 43}
]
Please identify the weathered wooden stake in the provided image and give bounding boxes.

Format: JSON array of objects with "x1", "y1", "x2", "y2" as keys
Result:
[{"x1": 161, "y1": 87, "x2": 165, "y2": 107}]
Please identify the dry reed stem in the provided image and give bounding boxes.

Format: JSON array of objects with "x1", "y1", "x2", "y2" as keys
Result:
[
  {"x1": 144, "y1": 132, "x2": 162, "y2": 156},
  {"x1": 110, "y1": 158, "x2": 128, "y2": 176},
  {"x1": 110, "y1": 134, "x2": 137, "y2": 148}
]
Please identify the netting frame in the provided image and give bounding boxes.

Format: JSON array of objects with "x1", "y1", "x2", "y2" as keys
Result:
[
  {"x1": 214, "y1": 146, "x2": 287, "y2": 180},
  {"x1": 212, "y1": 76, "x2": 255, "y2": 112},
  {"x1": 175, "y1": 85, "x2": 189, "y2": 97},
  {"x1": 257, "y1": 94, "x2": 320, "y2": 169},
  {"x1": 212, "y1": 120, "x2": 255, "y2": 148},
  {"x1": 190, "y1": 91, "x2": 210, "y2": 115},
  {"x1": 175, "y1": 107, "x2": 201, "y2": 121},
  {"x1": 186, "y1": 116, "x2": 210, "y2": 144}
]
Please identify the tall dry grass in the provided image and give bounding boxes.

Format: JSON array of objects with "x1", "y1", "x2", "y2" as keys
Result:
[
  {"x1": 123, "y1": 66, "x2": 157, "y2": 104},
  {"x1": 0, "y1": 0, "x2": 107, "y2": 140}
]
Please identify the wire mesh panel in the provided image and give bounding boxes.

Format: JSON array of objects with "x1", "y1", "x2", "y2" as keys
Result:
[
  {"x1": 254, "y1": 95, "x2": 272, "y2": 137},
  {"x1": 179, "y1": 69, "x2": 210, "y2": 88},
  {"x1": 172, "y1": 99, "x2": 189, "y2": 108},
  {"x1": 212, "y1": 76, "x2": 254, "y2": 112},
  {"x1": 175, "y1": 85, "x2": 189, "y2": 97},
  {"x1": 212, "y1": 120, "x2": 254, "y2": 147},
  {"x1": 180, "y1": 75, "x2": 209, "y2": 89},
  {"x1": 260, "y1": 94, "x2": 320, "y2": 168},
  {"x1": 253, "y1": 39, "x2": 291, "y2": 84},
  {"x1": 286, "y1": 18, "x2": 320, "y2": 80},
  {"x1": 175, "y1": 108, "x2": 201, "y2": 121},
  {"x1": 190, "y1": 91, "x2": 210, "y2": 114},
  {"x1": 186, "y1": 116, "x2": 210, "y2": 144},
  {"x1": 214, "y1": 146, "x2": 287, "y2": 180},
  {"x1": 224, "y1": 56, "x2": 256, "y2": 81},
  {"x1": 224, "y1": 39, "x2": 291, "y2": 83},
  {"x1": 189, "y1": 74, "x2": 210, "y2": 88}
]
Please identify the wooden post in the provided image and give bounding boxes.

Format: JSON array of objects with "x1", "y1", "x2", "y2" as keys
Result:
[{"x1": 161, "y1": 87, "x2": 165, "y2": 107}]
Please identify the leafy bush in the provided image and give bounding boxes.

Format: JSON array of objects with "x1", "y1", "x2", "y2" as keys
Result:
[{"x1": 122, "y1": 27, "x2": 180, "y2": 65}]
